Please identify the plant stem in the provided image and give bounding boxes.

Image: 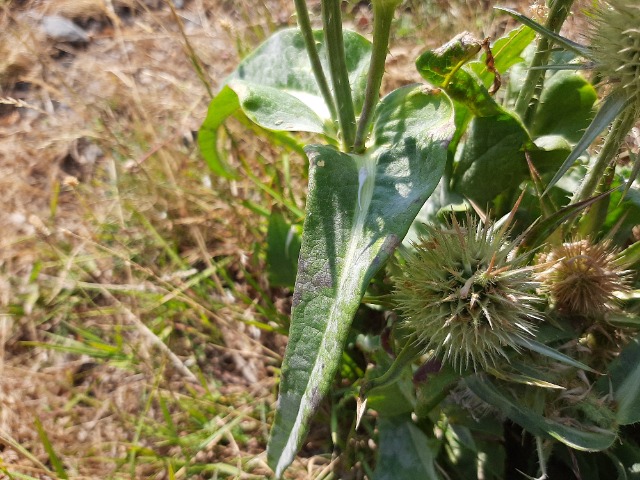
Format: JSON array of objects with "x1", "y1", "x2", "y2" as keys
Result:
[
  {"x1": 572, "y1": 106, "x2": 636, "y2": 203},
  {"x1": 353, "y1": 1, "x2": 397, "y2": 153},
  {"x1": 293, "y1": 0, "x2": 338, "y2": 122},
  {"x1": 322, "y1": 0, "x2": 356, "y2": 151},
  {"x1": 359, "y1": 340, "x2": 422, "y2": 399},
  {"x1": 514, "y1": 0, "x2": 575, "y2": 125}
]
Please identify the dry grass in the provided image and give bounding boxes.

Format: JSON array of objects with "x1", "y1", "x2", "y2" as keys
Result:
[
  {"x1": 0, "y1": 0, "x2": 296, "y2": 477},
  {"x1": 0, "y1": 0, "x2": 557, "y2": 478}
]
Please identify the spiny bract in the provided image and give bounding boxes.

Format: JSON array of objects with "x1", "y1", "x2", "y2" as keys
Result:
[
  {"x1": 393, "y1": 215, "x2": 541, "y2": 372},
  {"x1": 590, "y1": 0, "x2": 640, "y2": 110}
]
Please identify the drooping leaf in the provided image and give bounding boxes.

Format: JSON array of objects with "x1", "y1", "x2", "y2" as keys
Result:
[
  {"x1": 267, "y1": 85, "x2": 455, "y2": 477},
  {"x1": 466, "y1": 375, "x2": 617, "y2": 451},
  {"x1": 373, "y1": 415, "x2": 440, "y2": 480},
  {"x1": 197, "y1": 86, "x2": 242, "y2": 178},
  {"x1": 198, "y1": 28, "x2": 372, "y2": 175},
  {"x1": 226, "y1": 28, "x2": 372, "y2": 117}
]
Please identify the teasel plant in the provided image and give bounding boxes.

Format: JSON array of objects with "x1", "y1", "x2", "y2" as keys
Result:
[{"x1": 500, "y1": 0, "x2": 640, "y2": 203}]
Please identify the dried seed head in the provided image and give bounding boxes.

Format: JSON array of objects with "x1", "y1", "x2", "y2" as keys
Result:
[
  {"x1": 590, "y1": 0, "x2": 640, "y2": 111},
  {"x1": 393, "y1": 215, "x2": 541, "y2": 372},
  {"x1": 537, "y1": 239, "x2": 630, "y2": 317}
]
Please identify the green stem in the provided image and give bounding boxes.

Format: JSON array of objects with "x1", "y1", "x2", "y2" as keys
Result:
[
  {"x1": 536, "y1": 436, "x2": 549, "y2": 480},
  {"x1": 322, "y1": 0, "x2": 356, "y2": 151},
  {"x1": 514, "y1": 0, "x2": 575, "y2": 124},
  {"x1": 359, "y1": 340, "x2": 422, "y2": 399},
  {"x1": 572, "y1": 107, "x2": 637, "y2": 203},
  {"x1": 354, "y1": 1, "x2": 397, "y2": 153},
  {"x1": 294, "y1": 0, "x2": 337, "y2": 122}
]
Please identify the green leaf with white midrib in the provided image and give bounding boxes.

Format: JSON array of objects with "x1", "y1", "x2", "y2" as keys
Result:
[
  {"x1": 267, "y1": 85, "x2": 455, "y2": 477},
  {"x1": 198, "y1": 28, "x2": 372, "y2": 177}
]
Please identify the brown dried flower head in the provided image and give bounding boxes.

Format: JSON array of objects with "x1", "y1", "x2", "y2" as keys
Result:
[{"x1": 537, "y1": 239, "x2": 630, "y2": 317}]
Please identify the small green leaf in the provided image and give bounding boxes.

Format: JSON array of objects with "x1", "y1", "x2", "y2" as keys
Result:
[
  {"x1": 198, "y1": 86, "x2": 241, "y2": 178},
  {"x1": 615, "y1": 241, "x2": 640, "y2": 268},
  {"x1": 267, "y1": 85, "x2": 455, "y2": 477},
  {"x1": 416, "y1": 35, "x2": 502, "y2": 118},
  {"x1": 373, "y1": 415, "x2": 440, "y2": 480},
  {"x1": 466, "y1": 375, "x2": 617, "y2": 451},
  {"x1": 469, "y1": 25, "x2": 536, "y2": 89},
  {"x1": 266, "y1": 210, "x2": 302, "y2": 288}
]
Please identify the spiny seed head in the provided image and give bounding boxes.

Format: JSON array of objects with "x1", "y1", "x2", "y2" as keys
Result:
[
  {"x1": 393, "y1": 215, "x2": 541, "y2": 373},
  {"x1": 537, "y1": 239, "x2": 630, "y2": 317},
  {"x1": 590, "y1": 0, "x2": 640, "y2": 111}
]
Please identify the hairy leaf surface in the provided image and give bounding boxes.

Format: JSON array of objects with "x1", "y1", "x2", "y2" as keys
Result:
[{"x1": 267, "y1": 85, "x2": 455, "y2": 477}]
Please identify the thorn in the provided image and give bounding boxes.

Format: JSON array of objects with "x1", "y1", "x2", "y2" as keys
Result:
[{"x1": 356, "y1": 397, "x2": 367, "y2": 430}]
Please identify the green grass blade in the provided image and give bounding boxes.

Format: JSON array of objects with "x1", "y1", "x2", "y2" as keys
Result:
[{"x1": 34, "y1": 417, "x2": 68, "y2": 479}]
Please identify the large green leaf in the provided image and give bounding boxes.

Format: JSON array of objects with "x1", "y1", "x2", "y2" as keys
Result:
[
  {"x1": 452, "y1": 111, "x2": 530, "y2": 205},
  {"x1": 531, "y1": 70, "x2": 597, "y2": 143},
  {"x1": 466, "y1": 375, "x2": 617, "y2": 451},
  {"x1": 373, "y1": 415, "x2": 440, "y2": 480},
  {"x1": 267, "y1": 85, "x2": 455, "y2": 477},
  {"x1": 198, "y1": 28, "x2": 372, "y2": 176}
]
